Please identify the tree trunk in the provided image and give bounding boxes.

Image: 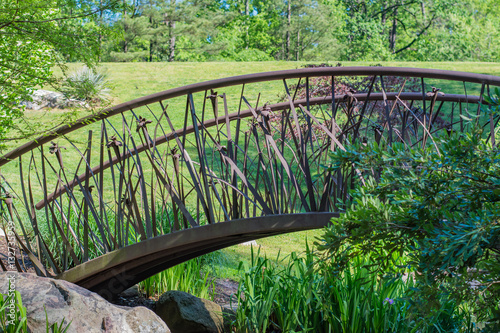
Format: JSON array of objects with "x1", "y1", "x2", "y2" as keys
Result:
[
  {"x1": 168, "y1": 0, "x2": 176, "y2": 62},
  {"x1": 421, "y1": 1, "x2": 426, "y2": 24},
  {"x1": 123, "y1": 0, "x2": 128, "y2": 53},
  {"x1": 98, "y1": 0, "x2": 103, "y2": 61},
  {"x1": 169, "y1": 21, "x2": 176, "y2": 62},
  {"x1": 245, "y1": 0, "x2": 249, "y2": 49},
  {"x1": 149, "y1": 41, "x2": 154, "y2": 62},
  {"x1": 149, "y1": 12, "x2": 154, "y2": 62},
  {"x1": 296, "y1": 29, "x2": 300, "y2": 61},
  {"x1": 381, "y1": 1, "x2": 386, "y2": 25},
  {"x1": 389, "y1": 8, "x2": 398, "y2": 53},
  {"x1": 287, "y1": 1, "x2": 291, "y2": 58}
]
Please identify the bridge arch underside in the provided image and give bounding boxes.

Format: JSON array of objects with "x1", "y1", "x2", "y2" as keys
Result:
[
  {"x1": 57, "y1": 212, "x2": 337, "y2": 298},
  {"x1": 0, "y1": 67, "x2": 499, "y2": 298}
]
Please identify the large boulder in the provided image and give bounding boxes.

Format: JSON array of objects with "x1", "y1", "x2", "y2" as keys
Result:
[
  {"x1": 20, "y1": 89, "x2": 87, "y2": 110},
  {"x1": 20, "y1": 90, "x2": 65, "y2": 110},
  {"x1": 0, "y1": 272, "x2": 170, "y2": 333},
  {"x1": 155, "y1": 290, "x2": 234, "y2": 333}
]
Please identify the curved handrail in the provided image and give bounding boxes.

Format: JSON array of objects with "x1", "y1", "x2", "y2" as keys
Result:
[{"x1": 1, "y1": 67, "x2": 499, "y2": 166}]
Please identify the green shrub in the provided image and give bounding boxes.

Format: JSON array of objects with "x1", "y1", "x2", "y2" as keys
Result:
[
  {"x1": 233, "y1": 49, "x2": 273, "y2": 62},
  {"x1": 108, "y1": 51, "x2": 148, "y2": 62},
  {"x1": 317, "y1": 94, "x2": 500, "y2": 329},
  {"x1": 60, "y1": 66, "x2": 111, "y2": 103}
]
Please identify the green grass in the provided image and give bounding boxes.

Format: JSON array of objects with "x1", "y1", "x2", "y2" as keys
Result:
[
  {"x1": 211, "y1": 230, "x2": 324, "y2": 279},
  {"x1": 5, "y1": 61, "x2": 500, "y2": 280},
  {"x1": 74, "y1": 61, "x2": 500, "y2": 104},
  {"x1": 14, "y1": 60, "x2": 497, "y2": 149},
  {"x1": 11, "y1": 60, "x2": 500, "y2": 155}
]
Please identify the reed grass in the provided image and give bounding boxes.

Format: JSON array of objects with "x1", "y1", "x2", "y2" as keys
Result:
[
  {"x1": 138, "y1": 256, "x2": 215, "y2": 300},
  {"x1": 233, "y1": 245, "x2": 476, "y2": 333},
  {"x1": 0, "y1": 291, "x2": 27, "y2": 333}
]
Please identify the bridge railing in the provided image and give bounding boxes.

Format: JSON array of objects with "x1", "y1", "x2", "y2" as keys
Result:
[{"x1": 0, "y1": 67, "x2": 499, "y2": 277}]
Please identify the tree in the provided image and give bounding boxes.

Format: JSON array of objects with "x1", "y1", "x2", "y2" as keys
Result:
[
  {"x1": 215, "y1": 0, "x2": 343, "y2": 61},
  {"x1": 171, "y1": 0, "x2": 233, "y2": 61},
  {"x1": 165, "y1": 0, "x2": 178, "y2": 62},
  {"x1": 318, "y1": 93, "x2": 500, "y2": 325},
  {"x1": 289, "y1": 0, "x2": 343, "y2": 61},
  {"x1": 407, "y1": 0, "x2": 500, "y2": 61},
  {"x1": 105, "y1": 0, "x2": 233, "y2": 62},
  {"x1": 0, "y1": 0, "x2": 121, "y2": 146},
  {"x1": 332, "y1": 0, "x2": 456, "y2": 60},
  {"x1": 95, "y1": 0, "x2": 499, "y2": 62}
]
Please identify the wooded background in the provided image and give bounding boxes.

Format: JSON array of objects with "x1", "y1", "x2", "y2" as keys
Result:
[{"x1": 88, "y1": 0, "x2": 500, "y2": 63}]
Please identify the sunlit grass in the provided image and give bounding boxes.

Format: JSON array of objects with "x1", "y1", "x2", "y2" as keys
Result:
[
  {"x1": 214, "y1": 229, "x2": 324, "y2": 280},
  {"x1": 54, "y1": 61, "x2": 500, "y2": 107}
]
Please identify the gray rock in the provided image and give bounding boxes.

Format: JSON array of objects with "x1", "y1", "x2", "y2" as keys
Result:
[
  {"x1": 155, "y1": 290, "x2": 234, "y2": 333},
  {"x1": 20, "y1": 90, "x2": 87, "y2": 110},
  {"x1": 20, "y1": 90, "x2": 64, "y2": 110},
  {"x1": 0, "y1": 272, "x2": 170, "y2": 333},
  {"x1": 119, "y1": 284, "x2": 140, "y2": 298}
]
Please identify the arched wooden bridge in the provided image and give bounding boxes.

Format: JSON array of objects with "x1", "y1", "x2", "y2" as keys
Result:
[{"x1": 1, "y1": 67, "x2": 499, "y2": 299}]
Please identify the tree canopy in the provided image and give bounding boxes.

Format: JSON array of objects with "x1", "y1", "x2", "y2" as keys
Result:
[
  {"x1": 1, "y1": 0, "x2": 498, "y2": 146},
  {"x1": 100, "y1": 0, "x2": 500, "y2": 63},
  {"x1": 0, "y1": 0, "x2": 120, "y2": 143}
]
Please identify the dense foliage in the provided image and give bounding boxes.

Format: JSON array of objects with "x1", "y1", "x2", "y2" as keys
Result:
[
  {"x1": 317, "y1": 97, "x2": 500, "y2": 327},
  {"x1": 102, "y1": 0, "x2": 500, "y2": 63}
]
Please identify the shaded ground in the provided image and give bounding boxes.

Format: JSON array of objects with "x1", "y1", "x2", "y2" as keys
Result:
[
  {"x1": 112, "y1": 277, "x2": 239, "y2": 312},
  {"x1": 212, "y1": 278, "x2": 239, "y2": 310},
  {"x1": 0, "y1": 234, "x2": 36, "y2": 274}
]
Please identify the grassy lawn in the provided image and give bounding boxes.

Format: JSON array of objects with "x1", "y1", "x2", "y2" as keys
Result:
[
  {"x1": 64, "y1": 61, "x2": 500, "y2": 105},
  {"x1": 207, "y1": 229, "x2": 324, "y2": 279},
  {"x1": 6, "y1": 61, "x2": 500, "y2": 280},
  {"x1": 112, "y1": 61, "x2": 500, "y2": 101}
]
